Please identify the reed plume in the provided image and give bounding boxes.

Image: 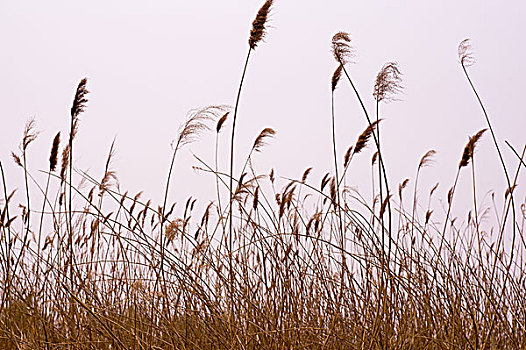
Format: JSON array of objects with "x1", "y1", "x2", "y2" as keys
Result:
[
  {"x1": 343, "y1": 146, "x2": 353, "y2": 168},
  {"x1": 458, "y1": 38, "x2": 475, "y2": 67},
  {"x1": 248, "y1": 0, "x2": 273, "y2": 49},
  {"x1": 252, "y1": 128, "x2": 276, "y2": 152},
  {"x1": 175, "y1": 106, "x2": 227, "y2": 151},
  {"x1": 331, "y1": 32, "x2": 353, "y2": 64},
  {"x1": 354, "y1": 120, "x2": 381, "y2": 155},
  {"x1": 373, "y1": 62, "x2": 403, "y2": 103},
  {"x1": 459, "y1": 129, "x2": 487, "y2": 168},
  {"x1": 49, "y1": 132, "x2": 61, "y2": 171},
  {"x1": 71, "y1": 78, "x2": 89, "y2": 119},
  {"x1": 216, "y1": 112, "x2": 229, "y2": 133},
  {"x1": 301, "y1": 167, "x2": 312, "y2": 183},
  {"x1": 22, "y1": 118, "x2": 39, "y2": 151},
  {"x1": 419, "y1": 150, "x2": 436, "y2": 169}
]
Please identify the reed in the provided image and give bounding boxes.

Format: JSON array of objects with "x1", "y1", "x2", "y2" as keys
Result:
[{"x1": 0, "y1": 8, "x2": 525, "y2": 350}]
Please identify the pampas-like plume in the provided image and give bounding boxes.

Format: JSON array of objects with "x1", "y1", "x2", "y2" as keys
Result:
[
  {"x1": 248, "y1": 0, "x2": 273, "y2": 49},
  {"x1": 49, "y1": 132, "x2": 61, "y2": 171},
  {"x1": 216, "y1": 112, "x2": 229, "y2": 133},
  {"x1": 374, "y1": 62, "x2": 403, "y2": 103},
  {"x1": 175, "y1": 105, "x2": 228, "y2": 151},
  {"x1": 419, "y1": 150, "x2": 436, "y2": 169},
  {"x1": 332, "y1": 32, "x2": 353, "y2": 64},
  {"x1": 22, "y1": 118, "x2": 39, "y2": 151},
  {"x1": 71, "y1": 78, "x2": 89, "y2": 119},
  {"x1": 253, "y1": 128, "x2": 276, "y2": 152},
  {"x1": 459, "y1": 129, "x2": 487, "y2": 168},
  {"x1": 353, "y1": 120, "x2": 381, "y2": 155},
  {"x1": 331, "y1": 65, "x2": 343, "y2": 91},
  {"x1": 458, "y1": 39, "x2": 475, "y2": 67}
]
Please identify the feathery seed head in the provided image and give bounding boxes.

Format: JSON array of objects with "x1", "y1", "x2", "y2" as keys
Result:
[
  {"x1": 354, "y1": 120, "x2": 381, "y2": 155},
  {"x1": 60, "y1": 144, "x2": 70, "y2": 183},
  {"x1": 419, "y1": 150, "x2": 436, "y2": 169},
  {"x1": 49, "y1": 132, "x2": 61, "y2": 172},
  {"x1": 301, "y1": 167, "x2": 312, "y2": 183},
  {"x1": 374, "y1": 62, "x2": 403, "y2": 103},
  {"x1": 332, "y1": 32, "x2": 353, "y2": 64},
  {"x1": 22, "y1": 118, "x2": 39, "y2": 151},
  {"x1": 343, "y1": 146, "x2": 353, "y2": 168},
  {"x1": 11, "y1": 152, "x2": 22, "y2": 167},
  {"x1": 253, "y1": 127, "x2": 276, "y2": 152},
  {"x1": 459, "y1": 129, "x2": 487, "y2": 168},
  {"x1": 71, "y1": 78, "x2": 89, "y2": 119},
  {"x1": 249, "y1": 0, "x2": 273, "y2": 49},
  {"x1": 458, "y1": 39, "x2": 475, "y2": 67},
  {"x1": 175, "y1": 105, "x2": 229, "y2": 151}
]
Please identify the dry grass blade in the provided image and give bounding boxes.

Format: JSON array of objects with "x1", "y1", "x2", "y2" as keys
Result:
[{"x1": 248, "y1": 0, "x2": 273, "y2": 49}]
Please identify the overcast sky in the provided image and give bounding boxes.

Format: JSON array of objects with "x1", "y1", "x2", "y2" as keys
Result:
[{"x1": 1, "y1": 0, "x2": 525, "y2": 221}]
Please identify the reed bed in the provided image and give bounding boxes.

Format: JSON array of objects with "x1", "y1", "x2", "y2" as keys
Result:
[{"x1": 1, "y1": 2, "x2": 525, "y2": 349}]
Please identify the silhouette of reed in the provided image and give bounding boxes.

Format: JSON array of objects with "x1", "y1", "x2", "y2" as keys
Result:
[{"x1": 0, "y1": 6, "x2": 525, "y2": 349}]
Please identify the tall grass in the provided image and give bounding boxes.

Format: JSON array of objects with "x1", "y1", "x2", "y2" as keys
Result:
[{"x1": 0, "y1": 3, "x2": 525, "y2": 349}]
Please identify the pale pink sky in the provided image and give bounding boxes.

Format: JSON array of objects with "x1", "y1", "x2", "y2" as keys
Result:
[{"x1": 1, "y1": 0, "x2": 525, "y2": 221}]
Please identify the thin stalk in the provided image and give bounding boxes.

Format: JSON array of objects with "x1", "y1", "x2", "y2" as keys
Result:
[
  {"x1": 228, "y1": 47, "x2": 252, "y2": 327},
  {"x1": 340, "y1": 65, "x2": 392, "y2": 245}
]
